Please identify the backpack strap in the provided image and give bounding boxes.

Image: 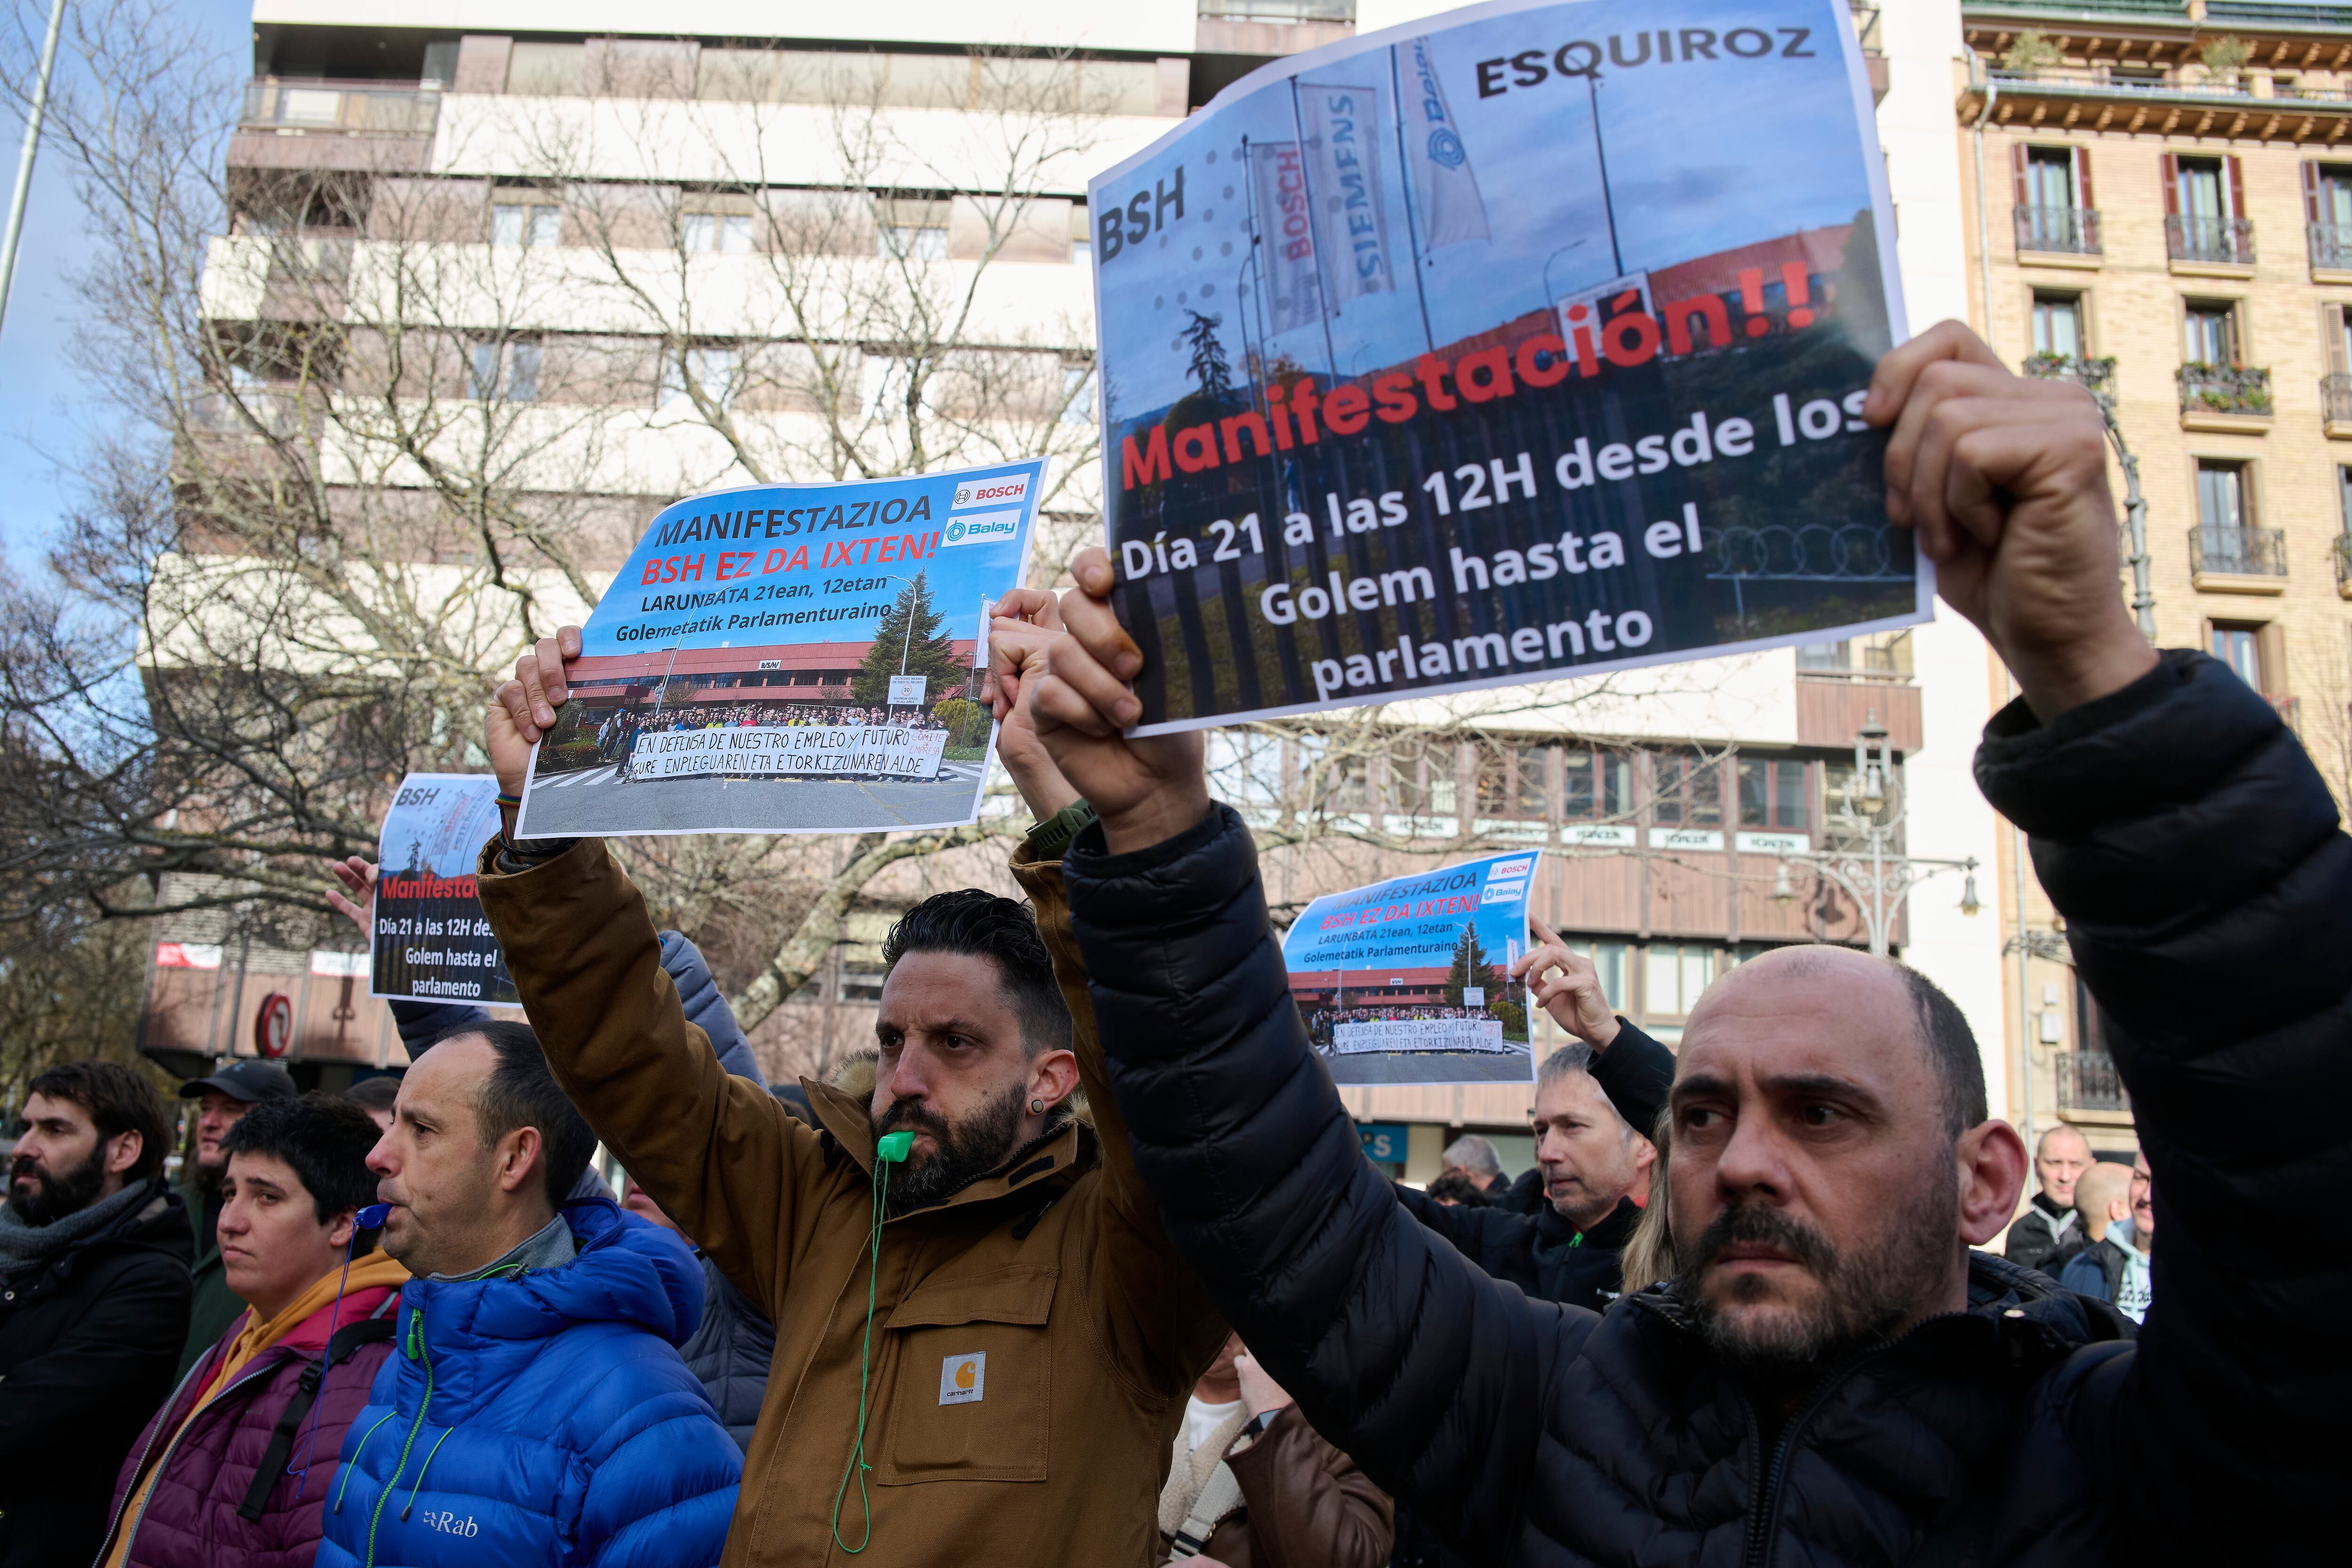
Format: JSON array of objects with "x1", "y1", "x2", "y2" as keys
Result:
[{"x1": 236, "y1": 1313, "x2": 397, "y2": 1521}]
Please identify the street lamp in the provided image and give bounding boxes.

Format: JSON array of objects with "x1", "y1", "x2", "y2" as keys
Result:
[{"x1": 1771, "y1": 715, "x2": 1980, "y2": 958}]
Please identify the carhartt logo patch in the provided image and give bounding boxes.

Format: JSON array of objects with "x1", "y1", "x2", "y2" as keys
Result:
[{"x1": 938, "y1": 1351, "x2": 985, "y2": 1405}]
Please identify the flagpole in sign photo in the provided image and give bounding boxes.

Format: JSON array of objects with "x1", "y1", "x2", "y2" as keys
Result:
[{"x1": 1086, "y1": 0, "x2": 1921, "y2": 733}]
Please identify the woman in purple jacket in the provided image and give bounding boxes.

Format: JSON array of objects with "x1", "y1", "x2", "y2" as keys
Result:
[{"x1": 98, "y1": 1096, "x2": 403, "y2": 1568}]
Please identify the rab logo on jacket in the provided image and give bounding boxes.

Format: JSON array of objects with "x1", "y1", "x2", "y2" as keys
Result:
[
  {"x1": 938, "y1": 1351, "x2": 986, "y2": 1405},
  {"x1": 421, "y1": 1512, "x2": 479, "y2": 1536}
]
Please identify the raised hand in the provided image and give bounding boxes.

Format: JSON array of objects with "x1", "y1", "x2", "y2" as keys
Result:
[
  {"x1": 1510, "y1": 918, "x2": 1621, "y2": 1049},
  {"x1": 486, "y1": 625, "x2": 582, "y2": 799},
  {"x1": 985, "y1": 588, "x2": 1079, "y2": 820},
  {"x1": 1864, "y1": 320, "x2": 2159, "y2": 718},
  {"x1": 1030, "y1": 548, "x2": 1209, "y2": 854},
  {"x1": 325, "y1": 855, "x2": 378, "y2": 936}
]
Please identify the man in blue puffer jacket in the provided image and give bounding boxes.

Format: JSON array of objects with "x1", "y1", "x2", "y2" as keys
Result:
[{"x1": 318, "y1": 1018, "x2": 739, "y2": 1568}]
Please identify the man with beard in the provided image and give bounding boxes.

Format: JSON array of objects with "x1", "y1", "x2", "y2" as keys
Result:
[
  {"x1": 465, "y1": 610, "x2": 1228, "y2": 1565},
  {"x1": 171, "y1": 1059, "x2": 296, "y2": 1374},
  {"x1": 0, "y1": 1062, "x2": 193, "y2": 1568},
  {"x1": 1021, "y1": 321, "x2": 2344, "y2": 1561}
]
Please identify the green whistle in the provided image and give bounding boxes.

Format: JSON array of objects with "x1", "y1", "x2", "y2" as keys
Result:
[{"x1": 875, "y1": 1130, "x2": 914, "y2": 1164}]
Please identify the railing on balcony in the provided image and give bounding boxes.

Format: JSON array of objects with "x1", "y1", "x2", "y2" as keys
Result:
[
  {"x1": 240, "y1": 77, "x2": 440, "y2": 135},
  {"x1": 2325, "y1": 374, "x2": 2352, "y2": 426},
  {"x1": 2333, "y1": 533, "x2": 2352, "y2": 590},
  {"x1": 2190, "y1": 524, "x2": 2287, "y2": 577},
  {"x1": 2024, "y1": 353, "x2": 2116, "y2": 403},
  {"x1": 1984, "y1": 64, "x2": 2352, "y2": 103},
  {"x1": 2053, "y1": 1051, "x2": 2130, "y2": 1115},
  {"x1": 2014, "y1": 205, "x2": 2101, "y2": 255},
  {"x1": 2165, "y1": 214, "x2": 2256, "y2": 265},
  {"x1": 2311, "y1": 222, "x2": 2352, "y2": 271},
  {"x1": 2177, "y1": 363, "x2": 2272, "y2": 417}
]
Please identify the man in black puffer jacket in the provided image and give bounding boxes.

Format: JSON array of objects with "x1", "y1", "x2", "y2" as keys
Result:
[{"x1": 1024, "y1": 322, "x2": 2344, "y2": 1563}]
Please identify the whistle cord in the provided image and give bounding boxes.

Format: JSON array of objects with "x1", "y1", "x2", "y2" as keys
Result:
[{"x1": 830, "y1": 1131, "x2": 910, "y2": 1555}]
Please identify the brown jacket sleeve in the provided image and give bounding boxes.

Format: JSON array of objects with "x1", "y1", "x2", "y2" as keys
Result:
[
  {"x1": 1225, "y1": 1406, "x2": 1395, "y2": 1568},
  {"x1": 1011, "y1": 842, "x2": 1227, "y2": 1403},
  {"x1": 474, "y1": 836, "x2": 822, "y2": 1311}
]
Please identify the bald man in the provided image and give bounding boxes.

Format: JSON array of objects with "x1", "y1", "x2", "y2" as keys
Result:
[
  {"x1": 1028, "y1": 322, "x2": 2346, "y2": 1562},
  {"x1": 2005, "y1": 1123, "x2": 2094, "y2": 1272}
]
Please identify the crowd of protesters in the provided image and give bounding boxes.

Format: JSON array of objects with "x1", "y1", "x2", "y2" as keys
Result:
[{"x1": 1, "y1": 325, "x2": 2338, "y2": 1566}]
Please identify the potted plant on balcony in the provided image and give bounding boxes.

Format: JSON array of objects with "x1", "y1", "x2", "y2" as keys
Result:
[
  {"x1": 2001, "y1": 31, "x2": 2061, "y2": 79},
  {"x1": 2199, "y1": 34, "x2": 2251, "y2": 91}
]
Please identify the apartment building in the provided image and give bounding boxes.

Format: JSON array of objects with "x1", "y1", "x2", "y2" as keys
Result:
[
  {"x1": 146, "y1": 0, "x2": 2012, "y2": 1204},
  {"x1": 1958, "y1": 0, "x2": 2352, "y2": 1155}
]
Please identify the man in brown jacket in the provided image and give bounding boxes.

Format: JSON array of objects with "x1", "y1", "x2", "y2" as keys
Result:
[{"x1": 476, "y1": 607, "x2": 1227, "y2": 1566}]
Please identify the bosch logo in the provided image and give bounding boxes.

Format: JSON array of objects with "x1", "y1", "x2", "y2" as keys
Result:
[{"x1": 953, "y1": 478, "x2": 1027, "y2": 507}]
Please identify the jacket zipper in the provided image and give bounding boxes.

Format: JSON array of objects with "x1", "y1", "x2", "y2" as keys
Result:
[
  {"x1": 90, "y1": 1352, "x2": 296, "y2": 1568},
  {"x1": 364, "y1": 1308, "x2": 437, "y2": 1568},
  {"x1": 1735, "y1": 1314, "x2": 1960, "y2": 1568}
]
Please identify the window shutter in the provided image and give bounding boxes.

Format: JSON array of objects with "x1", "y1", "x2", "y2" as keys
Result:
[
  {"x1": 2011, "y1": 142, "x2": 2029, "y2": 209},
  {"x1": 2072, "y1": 145, "x2": 2095, "y2": 210},
  {"x1": 2326, "y1": 304, "x2": 2349, "y2": 378},
  {"x1": 2306, "y1": 160, "x2": 2324, "y2": 225},
  {"x1": 2226, "y1": 154, "x2": 2247, "y2": 222},
  {"x1": 2161, "y1": 152, "x2": 2179, "y2": 216}
]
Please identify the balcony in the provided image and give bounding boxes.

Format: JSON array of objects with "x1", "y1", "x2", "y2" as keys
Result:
[
  {"x1": 2334, "y1": 533, "x2": 2352, "y2": 598},
  {"x1": 2326, "y1": 374, "x2": 2352, "y2": 438},
  {"x1": 2311, "y1": 222, "x2": 2352, "y2": 278},
  {"x1": 2013, "y1": 205, "x2": 2101, "y2": 258},
  {"x1": 2189, "y1": 524, "x2": 2288, "y2": 593},
  {"x1": 2177, "y1": 363, "x2": 2272, "y2": 431},
  {"x1": 2165, "y1": 214, "x2": 2255, "y2": 271},
  {"x1": 231, "y1": 78, "x2": 438, "y2": 175},
  {"x1": 2023, "y1": 352, "x2": 2115, "y2": 406},
  {"x1": 1196, "y1": 0, "x2": 1354, "y2": 55},
  {"x1": 1850, "y1": 0, "x2": 1890, "y2": 103},
  {"x1": 2053, "y1": 1050, "x2": 2130, "y2": 1118}
]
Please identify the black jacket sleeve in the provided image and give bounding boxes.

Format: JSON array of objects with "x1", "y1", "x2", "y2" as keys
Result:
[
  {"x1": 1065, "y1": 806, "x2": 1581, "y2": 1563},
  {"x1": 1589, "y1": 1019, "x2": 1674, "y2": 1140},
  {"x1": 0, "y1": 1250, "x2": 191, "y2": 1465},
  {"x1": 1975, "y1": 651, "x2": 2349, "y2": 1556},
  {"x1": 1392, "y1": 1184, "x2": 1537, "y2": 1291}
]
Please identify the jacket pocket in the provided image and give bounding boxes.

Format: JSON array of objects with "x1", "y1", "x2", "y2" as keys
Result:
[{"x1": 876, "y1": 1264, "x2": 1058, "y2": 1485}]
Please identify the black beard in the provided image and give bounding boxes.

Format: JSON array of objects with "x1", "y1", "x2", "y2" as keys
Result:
[
  {"x1": 872, "y1": 1080, "x2": 1028, "y2": 1216},
  {"x1": 9, "y1": 1147, "x2": 108, "y2": 1227},
  {"x1": 1673, "y1": 1185, "x2": 1955, "y2": 1374}
]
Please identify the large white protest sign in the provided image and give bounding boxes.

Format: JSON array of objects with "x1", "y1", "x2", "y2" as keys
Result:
[
  {"x1": 1333, "y1": 1017, "x2": 1507, "y2": 1053},
  {"x1": 1089, "y1": 0, "x2": 1917, "y2": 733}
]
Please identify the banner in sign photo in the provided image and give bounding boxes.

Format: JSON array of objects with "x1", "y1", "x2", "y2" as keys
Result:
[
  {"x1": 514, "y1": 459, "x2": 1044, "y2": 838},
  {"x1": 371, "y1": 773, "x2": 517, "y2": 1006},
  {"x1": 1280, "y1": 849, "x2": 1542, "y2": 1087},
  {"x1": 1086, "y1": 0, "x2": 1920, "y2": 732}
]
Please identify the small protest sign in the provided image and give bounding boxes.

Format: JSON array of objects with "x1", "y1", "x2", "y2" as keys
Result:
[
  {"x1": 371, "y1": 774, "x2": 516, "y2": 1006},
  {"x1": 514, "y1": 460, "x2": 1043, "y2": 838},
  {"x1": 1281, "y1": 850, "x2": 1542, "y2": 1086},
  {"x1": 1087, "y1": 0, "x2": 1919, "y2": 733}
]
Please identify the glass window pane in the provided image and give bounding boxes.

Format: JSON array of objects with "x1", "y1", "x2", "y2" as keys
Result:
[
  {"x1": 1562, "y1": 752, "x2": 1595, "y2": 819},
  {"x1": 1737, "y1": 759, "x2": 1767, "y2": 827},
  {"x1": 469, "y1": 341, "x2": 497, "y2": 399},
  {"x1": 506, "y1": 342, "x2": 540, "y2": 402},
  {"x1": 491, "y1": 204, "x2": 524, "y2": 246},
  {"x1": 1653, "y1": 757, "x2": 1683, "y2": 825},
  {"x1": 2197, "y1": 464, "x2": 2242, "y2": 532},
  {"x1": 1776, "y1": 763, "x2": 1807, "y2": 829},
  {"x1": 1516, "y1": 748, "x2": 1548, "y2": 818},
  {"x1": 1689, "y1": 758, "x2": 1721, "y2": 827},
  {"x1": 1602, "y1": 755, "x2": 1628, "y2": 817},
  {"x1": 682, "y1": 213, "x2": 715, "y2": 252},
  {"x1": 720, "y1": 214, "x2": 754, "y2": 253},
  {"x1": 528, "y1": 206, "x2": 560, "y2": 247},
  {"x1": 1644, "y1": 946, "x2": 1681, "y2": 1014},
  {"x1": 1682, "y1": 947, "x2": 1712, "y2": 1008}
]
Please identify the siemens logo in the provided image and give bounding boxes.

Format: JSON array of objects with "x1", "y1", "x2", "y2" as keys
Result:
[
  {"x1": 942, "y1": 509, "x2": 1021, "y2": 549},
  {"x1": 953, "y1": 477, "x2": 1029, "y2": 508}
]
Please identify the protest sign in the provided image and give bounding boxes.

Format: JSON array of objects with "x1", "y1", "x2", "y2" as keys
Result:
[
  {"x1": 1087, "y1": 0, "x2": 1919, "y2": 733},
  {"x1": 1281, "y1": 850, "x2": 1541, "y2": 1086},
  {"x1": 371, "y1": 773, "x2": 517, "y2": 1006},
  {"x1": 514, "y1": 459, "x2": 1044, "y2": 838}
]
